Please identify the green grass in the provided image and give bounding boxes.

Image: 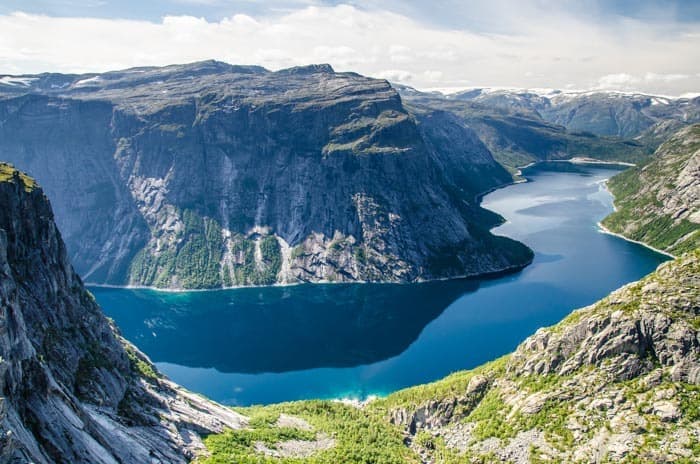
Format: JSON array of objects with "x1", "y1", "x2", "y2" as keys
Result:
[
  {"x1": 466, "y1": 388, "x2": 514, "y2": 440},
  {"x1": 124, "y1": 345, "x2": 159, "y2": 382},
  {"x1": 202, "y1": 424, "x2": 315, "y2": 464},
  {"x1": 0, "y1": 162, "x2": 37, "y2": 192},
  {"x1": 601, "y1": 124, "x2": 700, "y2": 255},
  {"x1": 128, "y1": 208, "x2": 225, "y2": 289},
  {"x1": 198, "y1": 402, "x2": 419, "y2": 464},
  {"x1": 371, "y1": 355, "x2": 508, "y2": 413}
]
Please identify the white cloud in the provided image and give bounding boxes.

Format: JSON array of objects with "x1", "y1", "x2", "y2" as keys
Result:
[
  {"x1": 312, "y1": 45, "x2": 363, "y2": 67},
  {"x1": 643, "y1": 72, "x2": 690, "y2": 82},
  {"x1": 597, "y1": 73, "x2": 640, "y2": 88},
  {"x1": 0, "y1": 5, "x2": 698, "y2": 95},
  {"x1": 597, "y1": 72, "x2": 694, "y2": 90},
  {"x1": 375, "y1": 69, "x2": 414, "y2": 83},
  {"x1": 422, "y1": 70, "x2": 443, "y2": 82}
]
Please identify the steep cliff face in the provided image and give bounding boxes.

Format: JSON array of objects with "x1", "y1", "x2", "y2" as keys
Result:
[
  {"x1": 0, "y1": 163, "x2": 248, "y2": 463},
  {"x1": 372, "y1": 251, "x2": 700, "y2": 463},
  {"x1": 3, "y1": 162, "x2": 698, "y2": 464},
  {"x1": 602, "y1": 124, "x2": 700, "y2": 255},
  {"x1": 0, "y1": 61, "x2": 530, "y2": 289}
]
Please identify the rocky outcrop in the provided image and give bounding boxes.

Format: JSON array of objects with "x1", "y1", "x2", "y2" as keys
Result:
[
  {"x1": 0, "y1": 163, "x2": 248, "y2": 463},
  {"x1": 377, "y1": 251, "x2": 700, "y2": 463},
  {"x1": 602, "y1": 124, "x2": 699, "y2": 255},
  {"x1": 0, "y1": 61, "x2": 531, "y2": 289}
]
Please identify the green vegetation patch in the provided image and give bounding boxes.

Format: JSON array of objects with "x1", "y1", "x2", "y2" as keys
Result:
[
  {"x1": 466, "y1": 387, "x2": 514, "y2": 441},
  {"x1": 230, "y1": 234, "x2": 282, "y2": 286},
  {"x1": 372, "y1": 356, "x2": 508, "y2": 413},
  {"x1": 199, "y1": 401, "x2": 418, "y2": 464},
  {"x1": 601, "y1": 125, "x2": 700, "y2": 255},
  {"x1": 124, "y1": 345, "x2": 159, "y2": 382},
  {"x1": 0, "y1": 162, "x2": 37, "y2": 192},
  {"x1": 128, "y1": 208, "x2": 225, "y2": 289}
]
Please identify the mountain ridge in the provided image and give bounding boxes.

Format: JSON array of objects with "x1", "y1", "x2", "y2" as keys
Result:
[
  {"x1": 395, "y1": 86, "x2": 651, "y2": 170},
  {"x1": 1, "y1": 138, "x2": 698, "y2": 463},
  {"x1": 602, "y1": 124, "x2": 700, "y2": 256},
  {"x1": 0, "y1": 62, "x2": 532, "y2": 289},
  {"x1": 396, "y1": 84, "x2": 700, "y2": 140},
  {"x1": 0, "y1": 163, "x2": 249, "y2": 463}
]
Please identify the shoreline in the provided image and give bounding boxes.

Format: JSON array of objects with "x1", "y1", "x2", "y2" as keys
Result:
[
  {"x1": 595, "y1": 179, "x2": 675, "y2": 259},
  {"x1": 85, "y1": 281, "x2": 307, "y2": 293},
  {"x1": 548, "y1": 157, "x2": 636, "y2": 167},
  {"x1": 596, "y1": 221, "x2": 676, "y2": 259},
  {"x1": 512, "y1": 157, "x2": 633, "y2": 180},
  {"x1": 85, "y1": 261, "x2": 533, "y2": 294},
  {"x1": 86, "y1": 159, "x2": 634, "y2": 294}
]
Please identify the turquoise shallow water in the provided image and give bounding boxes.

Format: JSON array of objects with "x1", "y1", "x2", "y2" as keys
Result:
[{"x1": 92, "y1": 164, "x2": 669, "y2": 405}]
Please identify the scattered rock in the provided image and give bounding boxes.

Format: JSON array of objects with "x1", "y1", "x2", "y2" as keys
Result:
[{"x1": 653, "y1": 401, "x2": 681, "y2": 422}]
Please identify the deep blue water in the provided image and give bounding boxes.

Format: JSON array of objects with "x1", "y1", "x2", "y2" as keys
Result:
[{"x1": 92, "y1": 164, "x2": 669, "y2": 406}]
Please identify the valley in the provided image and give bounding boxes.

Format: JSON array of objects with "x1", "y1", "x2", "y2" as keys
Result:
[
  {"x1": 93, "y1": 163, "x2": 669, "y2": 405},
  {"x1": 0, "y1": 58, "x2": 697, "y2": 463}
]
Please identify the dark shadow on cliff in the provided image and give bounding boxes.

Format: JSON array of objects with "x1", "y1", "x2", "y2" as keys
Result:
[{"x1": 93, "y1": 278, "x2": 482, "y2": 373}]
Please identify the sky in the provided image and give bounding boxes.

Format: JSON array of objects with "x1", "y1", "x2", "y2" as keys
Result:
[{"x1": 0, "y1": 1, "x2": 698, "y2": 96}]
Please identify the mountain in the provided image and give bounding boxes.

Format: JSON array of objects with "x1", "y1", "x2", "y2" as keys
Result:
[
  {"x1": 448, "y1": 87, "x2": 700, "y2": 139},
  {"x1": 377, "y1": 250, "x2": 699, "y2": 463},
  {"x1": 602, "y1": 124, "x2": 700, "y2": 255},
  {"x1": 0, "y1": 163, "x2": 248, "y2": 463},
  {"x1": 0, "y1": 61, "x2": 530, "y2": 289},
  {"x1": 201, "y1": 251, "x2": 700, "y2": 464},
  {"x1": 395, "y1": 86, "x2": 650, "y2": 170},
  {"x1": 541, "y1": 92, "x2": 700, "y2": 139},
  {"x1": 2, "y1": 158, "x2": 698, "y2": 464}
]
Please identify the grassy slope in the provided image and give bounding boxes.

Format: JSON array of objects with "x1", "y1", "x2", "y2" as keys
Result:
[
  {"x1": 0, "y1": 162, "x2": 37, "y2": 191},
  {"x1": 199, "y1": 250, "x2": 699, "y2": 463},
  {"x1": 372, "y1": 251, "x2": 699, "y2": 463},
  {"x1": 602, "y1": 124, "x2": 700, "y2": 255},
  {"x1": 198, "y1": 402, "x2": 420, "y2": 464}
]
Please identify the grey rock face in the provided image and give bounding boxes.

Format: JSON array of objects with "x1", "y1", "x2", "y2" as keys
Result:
[
  {"x1": 0, "y1": 61, "x2": 531, "y2": 289},
  {"x1": 0, "y1": 166, "x2": 247, "y2": 463},
  {"x1": 385, "y1": 251, "x2": 700, "y2": 463}
]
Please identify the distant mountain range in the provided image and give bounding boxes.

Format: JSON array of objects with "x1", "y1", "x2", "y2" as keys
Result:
[
  {"x1": 1, "y1": 61, "x2": 698, "y2": 463},
  {"x1": 1, "y1": 61, "x2": 698, "y2": 289},
  {"x1": 395, "y1": 84, "x2": 700, "y2": 169},
  {"x1": 2, "y1": 157, "x2": 697, "y2": 463},
  {"x1": 418, "y1": 86, "x2": 700, "y2": 137}
]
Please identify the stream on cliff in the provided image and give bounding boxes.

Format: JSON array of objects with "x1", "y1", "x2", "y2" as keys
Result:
[{"x1": 92, "y1": 163, "x2": 669, "y2": 405}]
